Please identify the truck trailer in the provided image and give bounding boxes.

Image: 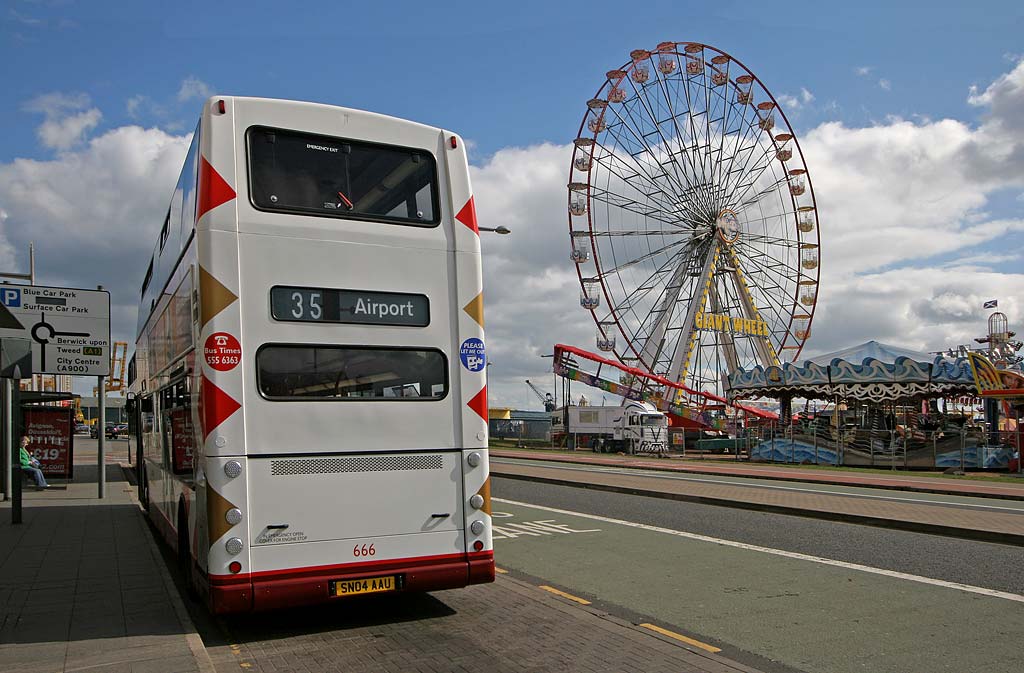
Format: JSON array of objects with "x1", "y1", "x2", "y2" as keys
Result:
[{"x1": 551, "y1": 401, "x2": 668, "y2": 455}]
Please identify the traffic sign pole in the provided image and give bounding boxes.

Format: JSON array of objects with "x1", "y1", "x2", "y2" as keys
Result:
[
  {"x1": 11, "y1": 384, "x2": 21, "y2": 524},
  {"x1": 3, "y1": 379, "x2": 10, "y2": 502},
  {"x1": 98, "y1": 375, "x2": 105, "y2": 499}
]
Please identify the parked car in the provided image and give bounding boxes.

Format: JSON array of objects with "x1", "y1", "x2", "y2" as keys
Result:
[
  {"x1": 106, "y1": 423, "x2": 128, "y2": 439},
  {"x1": 74, "y1": 423, "x2": 89, "y2": 435},
  {"x1": 91, "y1": 422, "x2": 117, "y2": 438}
]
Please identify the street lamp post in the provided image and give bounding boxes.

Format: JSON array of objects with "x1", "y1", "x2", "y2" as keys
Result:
[{"x1": 478, "y1": 226, "x2": 511, "y2": 235}]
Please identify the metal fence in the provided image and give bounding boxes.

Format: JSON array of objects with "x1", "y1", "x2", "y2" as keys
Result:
[
  {"x1": 744, "y1": 423, "x2": 1021, "y2": 471},
  {"x1": 489, "y1": 419, "x2": 551, "y2": 443}
]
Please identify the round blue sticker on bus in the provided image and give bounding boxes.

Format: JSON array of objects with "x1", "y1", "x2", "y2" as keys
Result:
[{"x1": 459, "y1": 338, "x2": 486, "y2": 372}]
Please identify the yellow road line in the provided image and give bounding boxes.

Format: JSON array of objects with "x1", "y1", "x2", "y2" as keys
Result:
[
  {"x1": 639, "y1": 623, "x2": 721, "y2": 653},
  {"x1": 495, "y1": 567, "x2": 508, "y2": 574},
  {"x1": 539, "y1": 585, "x2": 591, "y2": 605}
]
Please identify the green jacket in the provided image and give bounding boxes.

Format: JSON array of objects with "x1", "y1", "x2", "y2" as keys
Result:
[{"x1": 19, "y1": 447, "x2": 34, "y2": 469}]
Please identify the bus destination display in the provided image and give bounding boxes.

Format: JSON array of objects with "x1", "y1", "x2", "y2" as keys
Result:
[{"x1": 271, "y1": 286, "x2": 429, "y2": 327}]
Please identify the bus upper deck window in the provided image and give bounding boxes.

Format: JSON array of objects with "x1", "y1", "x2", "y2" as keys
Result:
[{"x1": 248, "y1": 126, "x2": 439, "y2": 226}]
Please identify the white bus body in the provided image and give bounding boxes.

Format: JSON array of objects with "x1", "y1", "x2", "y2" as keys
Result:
[{"x1": 128, "y1": 96, "x2": 494, "y2": 613}]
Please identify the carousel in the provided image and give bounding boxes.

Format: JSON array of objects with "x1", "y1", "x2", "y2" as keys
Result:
[{"x1": 724, "y1": 341, "x2": 1014, "y2": 469}]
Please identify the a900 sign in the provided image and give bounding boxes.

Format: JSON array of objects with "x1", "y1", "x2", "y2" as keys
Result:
[{"x1": 270, "y1": 286, "x2": 429, "y2": 327}]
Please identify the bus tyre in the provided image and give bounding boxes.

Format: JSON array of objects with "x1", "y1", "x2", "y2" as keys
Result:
[
  {"x1": 141, "y1": 466, "x2": 149, "y2": 512},
  {"x1": 177, "y1": 504, "x2": 197, "y2": 599}
]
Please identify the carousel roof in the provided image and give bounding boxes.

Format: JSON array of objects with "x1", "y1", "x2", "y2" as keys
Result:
[
  {"x1": 727, "y1": 340, "x2": 977, "y2": 402},
  {"x1": 802, "y1": 340, "x2": 932, "y2": 366}
]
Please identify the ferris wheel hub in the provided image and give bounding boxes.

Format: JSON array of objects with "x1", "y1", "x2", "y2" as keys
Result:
[{"x1": 715, "y1": 208, "x2": 741, "y2": 244}]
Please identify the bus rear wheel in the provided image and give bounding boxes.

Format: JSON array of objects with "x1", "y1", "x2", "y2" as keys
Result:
[{"x1": 177, "y1": 504, "x2": 196, "y2": 598}]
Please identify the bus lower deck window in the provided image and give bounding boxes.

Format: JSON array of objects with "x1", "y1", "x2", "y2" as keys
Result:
[{"x1": 256, "y1": 345, "x2": 447, "y2": 400}]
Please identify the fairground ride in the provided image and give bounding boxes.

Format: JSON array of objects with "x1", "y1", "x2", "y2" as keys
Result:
[{"x1": 567, "y1": 41, "x2": 820, "y2": 402}]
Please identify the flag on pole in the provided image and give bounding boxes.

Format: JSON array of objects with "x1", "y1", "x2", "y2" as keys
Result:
[{"x1": 983, "y1": 299, "x2": 998, "y2": 309}]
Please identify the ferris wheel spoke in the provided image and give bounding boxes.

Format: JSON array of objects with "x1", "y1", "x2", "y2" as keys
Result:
[
  {"x1": 624, "y1": 75, "x2": 717, "y2": 218},
  {"x1": 596, "y1": 126, "x2": 710, "y2": 227},
  {"x1": 608, "y1": 250, "x2": 687, "y2": 317},
  {"x1": 675, "y1": 63, "x2": 715, "y2": 204},
  {"x1": 712, "y1": 91, "x2": 771, "y2": 214},
  {"x1": 590, "y1": 229, "x2": 691, "y2": 237},
  {"x1": 587, "y1": 186, "x2": 682, "y2": 227},
  {"x1": 591, "y1": 143, "x2": 707, "y2": 227},
  {"x1": 597, "y1": 237, "x2": 691, "y2": 278},
  {"x1": 651, "y1": 55, "x2": 713, "y2": 211},
  {"x1": 724, "y1": 147, "x2": 788, "y2": 212},
  {"x1": 704, "y1": 61, "x2": 737, "y2": 204},
  {"x1": 606, "y1": 90, "x2": 701, "y2": 205}
]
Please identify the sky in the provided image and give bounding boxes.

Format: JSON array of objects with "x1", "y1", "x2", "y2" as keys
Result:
[{"x1": 1, "y1": 0, "x2": 1023, "y2": 410}]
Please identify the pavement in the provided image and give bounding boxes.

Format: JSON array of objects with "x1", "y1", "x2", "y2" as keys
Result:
[
  {"x1": 1, "y1": 441, "x2": 772, "y2": 673},
  {"x1": 491, "y1": 448, "x2": 1024, "y2": 499},
  {"x1": 204, "y1": 572, "x2": 769, "y2": 673},
  {"x1": 0, "y1": 463, "x2": 213, "y2": 673},
  {"x1": 491, "y1": 450, "x2": 1024, "y2": 545}
]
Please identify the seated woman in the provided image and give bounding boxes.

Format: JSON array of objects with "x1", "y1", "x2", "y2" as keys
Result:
[{"x1": 19, "y1": 436, "x2": 48, "y2": 490}]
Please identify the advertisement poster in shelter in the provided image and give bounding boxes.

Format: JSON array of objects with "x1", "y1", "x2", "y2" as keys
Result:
[
  {"x1": 23, "y1": 407, "x2": 74, "y2": 478},
  {"x1": 170, "y1": 408, "x2": 194, "y2": 474}
]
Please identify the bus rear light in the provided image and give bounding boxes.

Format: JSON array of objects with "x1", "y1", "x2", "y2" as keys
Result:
[
  {"x1": 224, "y1": 460, "x2": 242, "y2": 478},
  {"x1": 470, "y1": 520, "x2": 485, "y2": 535},
  {"x1": 469, "y1": 494, "x2": 484, "y2": 510},
  {"x1": 450, "y1": 136, "x2": 457, "y2": 149},
  {"x1": 228, "y1": 561, "x2": 242, "y2": 574},
  {"x1": 467, "y1": 452, "x2": 481, "y2": 467},
  {"x1": 226, "y1": 537, "x2": 243, "y2": 555},
  {"x1": 217, "y1": 99, "x2": 226, "y2": 114},
  {"x1": 225, "y1": 508, "x2": 242, "y2": 525},
  {"x1": 473, "y1": 541, "x2": 484, "y2": 552}
]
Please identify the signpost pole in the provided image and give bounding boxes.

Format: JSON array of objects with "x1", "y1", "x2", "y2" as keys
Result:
[
  {"x1": 98, "y1": 376, "x2": 105, "y2": 499},
  {"x1": 3, "y1": 379, "x2": 10, "y2": 501},
  {"x1": 11, "y1": 384, "x2": 21, "y2": 524}
]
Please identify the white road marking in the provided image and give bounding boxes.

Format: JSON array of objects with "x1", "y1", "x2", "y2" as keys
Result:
[
  {"x1": 493, "y1": 497, "x2": 1024, "y2": 604},
  {"x1": 492, "y1": 458, "x2": 1024, "y2": 513}
]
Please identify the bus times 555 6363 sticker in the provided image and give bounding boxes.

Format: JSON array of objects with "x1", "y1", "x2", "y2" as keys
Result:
[
  {"x1": 205, "y1": 332, "x2": 241, "y2": 371},
  {"x1": 460, "y1": 338, "x2": 486, "y2": 372}
]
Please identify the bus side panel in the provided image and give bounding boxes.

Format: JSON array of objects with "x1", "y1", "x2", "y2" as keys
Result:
[
  {"x1": 205, "y1": 455, "x2": 252, "y2": 612},
  {"x1": 196, "y1": 98, "x2": 247, "y2": 579},
  {"x1": 441, "y1": 130, "x2": 492, "y2": 572}
]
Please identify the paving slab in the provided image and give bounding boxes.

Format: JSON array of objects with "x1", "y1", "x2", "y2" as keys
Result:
[{"x1": 0, "y1": 464, "x2": 213, "y2": 673}]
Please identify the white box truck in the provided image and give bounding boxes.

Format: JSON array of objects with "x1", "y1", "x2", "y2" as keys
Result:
[{"x1": 551, "y1": 401, "x2": 668, "y2": 454}]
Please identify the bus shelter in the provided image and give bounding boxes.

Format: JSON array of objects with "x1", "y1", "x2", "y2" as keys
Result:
[{"x1": 724, "y1": 341, "x2": 1015, "y2": 469}]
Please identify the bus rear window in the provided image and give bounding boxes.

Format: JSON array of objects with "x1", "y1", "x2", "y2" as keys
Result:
[
  {"x1": 247, "y1": 126, "x2": 438, "y2": 225},
  {"x1": 256, "y1": 345, "x2": 447, "y2": 400}
]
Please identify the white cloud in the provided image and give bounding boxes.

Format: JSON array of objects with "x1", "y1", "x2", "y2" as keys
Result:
[
  {"x1": 0, "y1": 125, "x2": 191, "y2": 349},
  {"x1": 177, "y1": 76, "x2": 213, "y2": 102},
  {"x1": 3, "y1": 60, "x2": 1023, "y2": 411},
  {"x1": 126, "y1": 95, "x2": 145, "y2": 117},
  {"x1": 878, "y1": 78, "x2": 892, "y2": 91},
  {"x1": 23, "y1": 92, "x2": 102, "y2": 150},
  {"x1": 855, "y1": 66, "x2": 872, "y2": 76},
  {"x1": 778, "y1": 87, "x2": 815, "y2": 111},
  {"x1": 36, "y1": 109, "x2": 102, "y2": 150}
]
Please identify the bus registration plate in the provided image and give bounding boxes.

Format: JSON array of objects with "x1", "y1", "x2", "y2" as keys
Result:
[{"x1": 333, "y1": 576, "x2": 396, "y2": 597}]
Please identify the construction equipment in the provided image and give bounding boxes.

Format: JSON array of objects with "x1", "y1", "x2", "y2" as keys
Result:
[
  {"x1": 93, "y1": 341, "x2": 128, "y2": 396},
  {"x1": 525, "y1": 379, "x2": 556, "y2": 411}
]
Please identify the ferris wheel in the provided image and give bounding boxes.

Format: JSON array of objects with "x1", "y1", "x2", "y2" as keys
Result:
[{"x1": 568, "y1": 41, "x2": 820, "y2": 398}]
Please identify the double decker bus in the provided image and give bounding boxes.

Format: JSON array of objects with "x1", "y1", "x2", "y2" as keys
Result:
[{"x1": 127, "y1": 96, "x2": 494, "y2": 613}]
